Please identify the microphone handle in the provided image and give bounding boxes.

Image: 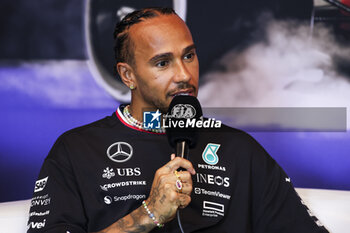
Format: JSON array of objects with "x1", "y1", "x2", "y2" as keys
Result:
[
  {"x1": 175, "y1": 141, "x2": 189, "y2": 233},
  {"x1": 175, "y1": 140, "x2": 189, "y2": 159}
]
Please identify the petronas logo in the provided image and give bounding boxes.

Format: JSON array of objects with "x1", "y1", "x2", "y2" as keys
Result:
[{"x1": 202, "y1": 143, "x2": 220, "y2": 165}]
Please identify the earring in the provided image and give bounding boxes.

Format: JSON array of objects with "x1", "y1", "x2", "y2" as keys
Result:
[{"x1": 130, "y1": 84, "x2": 135, "y2": 90}]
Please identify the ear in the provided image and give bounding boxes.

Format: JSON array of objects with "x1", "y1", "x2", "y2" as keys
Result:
[{"x1": 116, "y1": 62, "x2": 136, "y2": 90}]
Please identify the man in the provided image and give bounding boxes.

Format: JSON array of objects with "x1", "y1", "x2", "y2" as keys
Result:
[{"x1": 27, "y1": 7, "x2": 328, "y2": 233}]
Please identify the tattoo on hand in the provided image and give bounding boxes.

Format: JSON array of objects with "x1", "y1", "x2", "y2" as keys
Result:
[
  {"x1": 96, "y1": 207, "x2": 154, "y2": 233},
  {"x1": 159, "y1": 194, "x2": 166, "y2": 204}
]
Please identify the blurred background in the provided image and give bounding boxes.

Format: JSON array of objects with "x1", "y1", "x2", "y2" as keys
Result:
[{"x1": 0, "y1": 0, "x2": 350, "y2": 202}]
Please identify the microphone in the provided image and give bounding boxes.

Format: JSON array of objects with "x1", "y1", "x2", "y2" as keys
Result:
[
  {"x1": 165, "y1": 95, "x2": 203, "y2": 159},
  {"x1": 165, "y1": 95, "x2": 203, "y2": 233}
]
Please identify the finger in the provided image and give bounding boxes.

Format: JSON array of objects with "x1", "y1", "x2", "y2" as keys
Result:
[
  {"x1": 177, "y1": 194, "x2": 191, "y2": 209},
  {"x1": 172, "y1": 171, "x2": 192, "y2": 195},
  {"x1": 175, "y1": 182, "x2": 192, "y2": 195},
  {"x1": 174, "y1": 171, "x2": 192, "y2": 184},
  {"x1": 164, "y1": 157, "x2": 196, "y2": 175},
  {"x1": 170, "y1": 153, "x2": 175, "y2": 160}
]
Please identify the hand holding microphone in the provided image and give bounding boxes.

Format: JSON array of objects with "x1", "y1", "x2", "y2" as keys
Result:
[
  {"x1": 144, "y1": 95, "x2": 202, "y2": 226},
  {"x1": 145, "y1": 155, "x2": 195, "y2": 225}
]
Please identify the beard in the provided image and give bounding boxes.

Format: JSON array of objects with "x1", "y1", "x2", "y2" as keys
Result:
[{"x1": 149, "y1": 97, "x2": 170, "y2": 114}]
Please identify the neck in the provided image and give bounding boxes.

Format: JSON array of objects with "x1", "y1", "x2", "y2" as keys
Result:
[
  {"x1": 123, "y1": 104, "x2": 165, "y2": 133},
  {"x1": 128, "y1": 102, "x2": 143, "y2": 122},
  {"x1": 129, "y1": 100, "x2": 160, "y2": 122}
]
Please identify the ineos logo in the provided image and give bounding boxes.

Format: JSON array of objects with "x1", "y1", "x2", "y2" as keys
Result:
[
  {"x1": 107, "y1": 142, "x2": 133, "y2": 163},
  {"x1": 170, "y1": 104, "x2": 196, "y2": 118},
  {"x1": 196, "y1": 173, "x2": 230, "y2": 187}
]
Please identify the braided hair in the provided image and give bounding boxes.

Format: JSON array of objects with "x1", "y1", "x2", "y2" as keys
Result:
[{"x1": 113, "y1": 7, "x2": 176, "y2": 71}]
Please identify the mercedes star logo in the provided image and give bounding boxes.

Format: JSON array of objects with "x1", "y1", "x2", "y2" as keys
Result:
[{"x1": 107, "y1": 142, "x2": 133, "y2": 163}]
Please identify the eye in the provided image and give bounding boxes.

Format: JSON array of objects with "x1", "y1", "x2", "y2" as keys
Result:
[
  {"x1": 184, "y1": 52, "x2": 195, "y2": 61},
  {"x1": 155, "y1": 60, "x2": 169, "y2": 68}
]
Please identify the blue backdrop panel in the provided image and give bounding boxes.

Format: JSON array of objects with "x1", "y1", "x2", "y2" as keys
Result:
[
  {"x1": 0, "y1": 108, "x2": 115, "y2": 201},
  {"x1": 252, "y1": 132, "x2": 350, "y2": 190},
  {"x1": 0, "y1": 62, "x2": 118, "y2": 202}
]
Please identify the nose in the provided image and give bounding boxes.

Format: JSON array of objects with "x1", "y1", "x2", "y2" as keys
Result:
[{"x1": 173, "y1": 61, "x2": 191, "y2": 83}]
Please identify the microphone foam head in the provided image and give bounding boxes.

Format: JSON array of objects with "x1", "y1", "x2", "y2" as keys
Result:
[{"x1": 165, "y1": 95, "x2": 202, "y2": 148}]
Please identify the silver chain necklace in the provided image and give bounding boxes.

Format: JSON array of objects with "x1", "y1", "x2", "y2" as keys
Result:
[{"x1": 123, "y1": 105, "x2": 165, "y2": 133}]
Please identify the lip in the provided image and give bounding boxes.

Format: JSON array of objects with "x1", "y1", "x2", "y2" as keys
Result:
[{"x1": 170, "y1": 89, "x2": 194, "y2": 97}]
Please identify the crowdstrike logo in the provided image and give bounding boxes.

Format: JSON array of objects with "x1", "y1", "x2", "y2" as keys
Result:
[{"x1": 100, "y1": 180, "x2": 147, "y2": 191}]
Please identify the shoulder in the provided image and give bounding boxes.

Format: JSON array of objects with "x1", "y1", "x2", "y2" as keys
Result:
[
  {"x1": 198, "y1": 121, "x2": 272, "y2": 166},
  {"x1": 46, "y1": 112, "x2": 119, "y2": 160},
  {"x1": 64, "y1": 112, "x2": 118, "y2": 136},
  {"x1": 203, "y1": 122, "x2": 261, "y2": 149},
  {"x1": 57, "y1": 112, "x2": 121, "y2": 142}
]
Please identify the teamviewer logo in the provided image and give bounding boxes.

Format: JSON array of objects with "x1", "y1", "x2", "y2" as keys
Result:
[{"x1": 143, "y1": 110, "x2": 161, "y2": 129}]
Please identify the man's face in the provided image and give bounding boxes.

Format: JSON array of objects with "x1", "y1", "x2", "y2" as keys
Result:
[{"x1": 129, "y1": 14, "x2": 199, "y2": 113}]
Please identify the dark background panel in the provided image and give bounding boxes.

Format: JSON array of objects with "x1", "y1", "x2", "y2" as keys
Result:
[{"x1": 0, "y1": 0, "x2": 85, "y2": 59}]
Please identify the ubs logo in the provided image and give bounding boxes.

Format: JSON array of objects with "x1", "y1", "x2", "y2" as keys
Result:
[
  {"x1": 107, "y1": 142, "x2": 133, "y2": 163},
  {"x1": 102, "y1": 167, "x2": 141, "y2": 179}
]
